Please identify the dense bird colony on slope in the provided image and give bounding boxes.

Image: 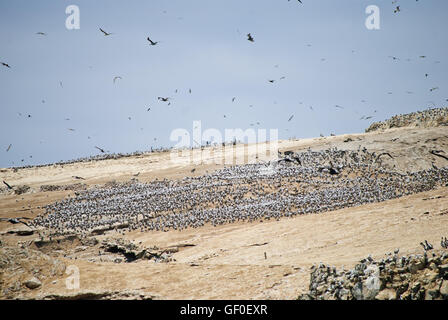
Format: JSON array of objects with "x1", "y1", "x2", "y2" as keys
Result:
[
  {"x1": 366, "y1": 107, "x2": 448, "y2": 132},
  {"x1": 31, "y1": 148, "x2": 448, "y2": 236}
]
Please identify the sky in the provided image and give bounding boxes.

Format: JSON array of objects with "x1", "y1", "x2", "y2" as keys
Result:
[{"x1": 0, "y1": 0, "x2": 447, "y2": 167}]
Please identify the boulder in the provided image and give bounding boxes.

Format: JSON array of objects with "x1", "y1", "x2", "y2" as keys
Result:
[
  {"x1": 425, "y1": 289, "x2": 439, "y2": 300},
  {"x1": 351, "y1": 282, "x2": 363, "y2": 300},
  {"x1": 439, "y1": 280, "x2": 448, "y2": 298},
  {"x1": 376, "y1": 288, "x2": 396, "y2": 300},
  {"x1": 24, "y1": 277, "x2": 41, "y2": 289},
  {"x1": 362, "y1": 274, "x2": 381, "y2": 300}
]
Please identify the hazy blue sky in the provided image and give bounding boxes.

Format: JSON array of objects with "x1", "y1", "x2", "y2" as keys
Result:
[{"x1": 0, "y1": 0, "x2": 447, "y2": 167}]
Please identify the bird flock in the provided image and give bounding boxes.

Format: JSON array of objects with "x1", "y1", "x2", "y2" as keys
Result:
[
  {"x1": 2, "y1": 1, "x2": 444, "y2": 168},
  {"x1": 30, "y1": 147, "x2": 448, "y2": 236}
]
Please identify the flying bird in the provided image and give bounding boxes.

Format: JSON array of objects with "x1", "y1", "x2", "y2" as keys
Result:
[
  {"x1": 36, "y1": 32, "x2": 46, "y2": 36},
  {"x1": 147, "y1": 36, "x2": 158, "y2": 46},
  {"x1": 113, "y1": 76, "x2": 122, "y2": 84},
  {"x1": 247, "y1": 33, "x2": 254, "y2": 42},
  {"x1": 1, "y1": 62, "x2": 11, "y2": 68},
  {"x1": 394, "y1": 6, "x2": 400, "y2": 13},
  {"x1": 3, "y1": 180, "x2": 13, "y2": 189},
  {"x1": 158, "y1": 97, "x2": 170, "y2": 102},
  {"x1": 6, "y1": 144, "x2": 11, "y2": 152},
  {"x1": 95, "y1": 146, "x2": 105, "y2": 153},
  {"x1": 99, "y1": 28, "x2": 113, "y2": 36},
  {"x1": 288, "y1": 115, "x2": 294, "y2": 122}
]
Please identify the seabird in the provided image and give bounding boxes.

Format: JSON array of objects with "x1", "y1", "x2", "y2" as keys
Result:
[
  {"x1": 99, "y1": 28, "x2": 112, "y2": 36},
  {"x1": 147, "y1": 36, "x2": 158, "y2": 46},
  {"x1": 3, "y1": 180, "x2": 13, "y2": 189},
  {"x1": 113, "y1": 76, "x2": 122, "y2": 84},
  {"x1": 247, "y1": 33, "x2": 254, "y2": 42},
  {"x1": 441, "y1": 237, "x2": 447, "y2": 249},
  {"x1": 95, "y1": 146, "x2": 106, "y2": 153},
  {"x1": 1, "y1": 62, "x2": 11, "y2": 68},
  {"x1": 420, "y1": 240, "x2": 433, "y2": 251}
]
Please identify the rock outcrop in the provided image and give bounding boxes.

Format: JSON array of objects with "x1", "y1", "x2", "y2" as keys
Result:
[
  {"x1": 100, "y1": 238, "x2": 175, "y2": 263},
  {"x1": 0, "y1": 245, "x2": 66, "y2": 299},
  {"x1": 366, "y1": 107, "x2": 448, "y2": 132},
  {"x1": 298, "y1": 249, "x2": 448, "y2": 300}
]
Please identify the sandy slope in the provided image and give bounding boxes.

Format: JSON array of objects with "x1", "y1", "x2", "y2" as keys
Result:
[{"x1": 1, "y1": 125, "x2": 448, "y2": 299}]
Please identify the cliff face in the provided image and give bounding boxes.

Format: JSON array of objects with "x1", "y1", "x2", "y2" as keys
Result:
[{"x1": 366, "y1": 107, "x2": 448, "y2": 133}]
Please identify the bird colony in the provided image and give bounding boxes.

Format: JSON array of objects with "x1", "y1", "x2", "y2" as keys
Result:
[{"x1": 31, "y1": 147, "x2": 448, "y2": 236}]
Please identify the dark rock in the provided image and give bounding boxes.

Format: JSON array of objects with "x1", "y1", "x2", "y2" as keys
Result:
[{"x1": 24, "y1": 277, "x2": 41, "y2": 289}]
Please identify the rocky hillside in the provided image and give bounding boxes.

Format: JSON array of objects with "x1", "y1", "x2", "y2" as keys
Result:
[
  {"x1": 366, "y1": 107, "x2": 448, "y2": 132},
  {"x1": 298, "y1": 247, "x2": 448, "y2": 300},
  {"x1": 0, "y1": 242, "x2": 66, "y2": 299}
]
